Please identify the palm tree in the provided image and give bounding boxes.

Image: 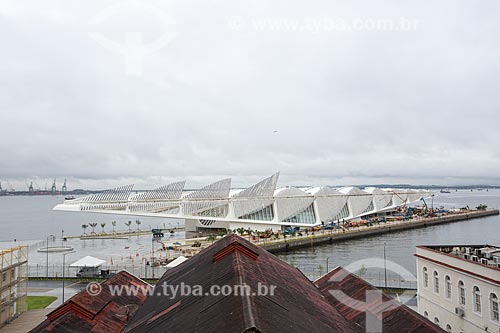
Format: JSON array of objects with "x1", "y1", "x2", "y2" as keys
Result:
[
  {"x1": 89, "y1": 222, "x2": 98, "y2": 234},
  {"x1": 135, "y1": 219, "x2": 141, "y2": 231},
  {"x1": 236, "y1": 227, "x2": 245, "y2": 236},
  {"x1": 112, "y1": 221, "x2": 116, "y2": 233},
  {"x1": 206, "y1": 235, "x2": 217, "y2": 244},
  {"x1": 246, "y1": 228, "x2": 253, "y2": 241},
  {"x1": 125, "y1": 221, "x2": 132, "y2": 232},
  {"x1": 100, "y1": 222, "x2": 106, "y2": 233},
  {"x1": 81, "y1": 224, "x2": 88, "y2": 235}
]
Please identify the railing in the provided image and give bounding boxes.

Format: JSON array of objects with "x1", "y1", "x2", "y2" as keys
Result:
[{"x1": 28, "y1": 264, "x2": 169, "y2": 280}]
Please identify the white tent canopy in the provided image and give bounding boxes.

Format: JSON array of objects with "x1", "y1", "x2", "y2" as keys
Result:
[
  {"x1": 70, "y1": 256, "x2": 106, "y2": 267},
  {"x1": 166, "y1": 256, "x2": 188, "y2": 268}
]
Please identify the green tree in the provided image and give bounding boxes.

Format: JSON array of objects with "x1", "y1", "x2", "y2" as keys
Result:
[
  {"x1": 89, "y1": 222, "x2": 98, "y2": 234},
  {"x1": 135, "y1": 219, "x2": 141, "y2": 231},
  {"x1": 112, "y1": 221, "x2": 117, "y2": 233},
  {"x1": 125, "y1": 221, "x2": 132, "y2": 232},
  {"x1": 100, "y1": 222, "x2": 106, "y2": 233},
  {"x1": 81, "y1": 224, "x2": 88, "y2": 235},
  {"x1": 206, "y1": 235, "x2": 217, "y2": 244}
]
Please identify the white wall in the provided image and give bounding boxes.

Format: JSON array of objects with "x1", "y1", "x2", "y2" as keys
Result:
[{"x1": 417, "y1": 247, "x2": 500, "y2": 333}]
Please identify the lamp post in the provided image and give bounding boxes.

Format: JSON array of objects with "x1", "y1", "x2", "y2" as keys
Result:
[
  {"x1": 46, "y1": 235, "x2": 54, "y2": 277},
  {"x1": 62, "y1": 251, "x2": 76, "y2": 303},
  {"x1": 326, "y1": 257, "x2": 330, "y2": 273},
  {"x1": 383, "y1": 243, "x2": 387, "y2": 289},
  {"x1": 431, "y1": 194, "x2": 435, "y2": 211},
  {"x1": 151, "y1": 237, "x2": 155, "y2": 279}
]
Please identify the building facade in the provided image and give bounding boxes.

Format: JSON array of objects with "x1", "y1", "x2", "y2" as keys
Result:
[
  {"x1": 54, "y1": 173, "x2": 432, "y2": 233},
  {"x1": 0, "y1": 246, "x2": 28, "y2": 328},
  {"x1": 416, "y1": 245, "x2": 500, "y2": 333}
]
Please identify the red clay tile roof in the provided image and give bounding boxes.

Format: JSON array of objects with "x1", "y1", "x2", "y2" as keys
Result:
[
  {"x1": 32, "y1": 237, "x2": 444, "y2": 332},
  {"x1": 30, "y1": 270, "x2": 150, "y2": 333},
  {"x1": 125, "y1": 235, "x2": 356, "y2": 333},
  {"x1": 314, "y1": 267, "x2": 445, "y2": 333}
]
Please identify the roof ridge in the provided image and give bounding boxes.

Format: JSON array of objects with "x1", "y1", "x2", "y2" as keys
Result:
[
  {"x1": 213, "y1": 240, "x2": 259, "y2": 262},
  {"x1": 234, "y1": 249, "x2": 258, "y2": 331}
]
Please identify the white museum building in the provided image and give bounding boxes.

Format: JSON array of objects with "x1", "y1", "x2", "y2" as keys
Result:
[{"x1": 54, "y1": 173, "x2": 432, "y2": 233}]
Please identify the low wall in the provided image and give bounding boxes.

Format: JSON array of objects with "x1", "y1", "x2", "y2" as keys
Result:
[{"x1": 262, "y1": 209, "x2": 499, "y2": 253}]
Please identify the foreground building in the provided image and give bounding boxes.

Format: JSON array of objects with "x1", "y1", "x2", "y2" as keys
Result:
[
  {"x1": 0, "y1": 246, "x2": 28, "y2": 329},
  {"x1": 416, "y1": 245, "x2": 500, "y2": 333},
  {"x1": 54, "y1": 173, "x2": 432, "y2": 234},
  {"x1": 31, "y1": 271, "x2": 150, "y2": 332},
  {"x1": 32, "y1": 235, "x2": 442, "y2": 332}
]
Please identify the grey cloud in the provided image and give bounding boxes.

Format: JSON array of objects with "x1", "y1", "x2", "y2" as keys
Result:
[{"x1": 1, "y1": 0, "x2": 500, "y2": 190}]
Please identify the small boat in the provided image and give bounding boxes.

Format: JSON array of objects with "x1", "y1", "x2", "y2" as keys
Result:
[
  {"x1": 440, "y1": 189, "x2": 451, "y2": 194},
  {"x1": 65, "y1": 195, "x2": 75, "y2": 200}
]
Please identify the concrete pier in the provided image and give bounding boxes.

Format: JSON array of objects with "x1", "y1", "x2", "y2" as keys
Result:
[{"x1": 260, "y1": 209, "x2": 499, "y2": 254}]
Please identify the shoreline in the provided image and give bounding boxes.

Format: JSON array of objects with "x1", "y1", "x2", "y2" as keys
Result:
[{"x1": 257, "y1": 209, "x2": 499, "y2": 253}]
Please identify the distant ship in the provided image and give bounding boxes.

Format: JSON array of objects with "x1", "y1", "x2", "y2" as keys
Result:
[{"x1": 440, "y1": 189, "x2": 451, "y2": 194}]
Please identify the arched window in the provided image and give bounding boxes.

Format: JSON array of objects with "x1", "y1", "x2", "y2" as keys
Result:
[
  {"x1": 445, "y1": 324, "x2": 452, "y2": 333},
  {"x1": 433, "y1": 271, "x2": 439, "y2": 294},
  {"x1": 433, "y1": 317, "x2": 440, "y2": 326},
  {"x1": 473, "y1": 286, "x2": 481, "y2": 313},
  {"x1": 423, "y1": 311, "x2": 428, "y2": 318},
  {"x1": 445, "y1": 275, "x2": 452, "y2": 299},
  {"x1": 423, "y1": 267, "x2": 428, "y2": 287},
  {"x1": 458, "y1": 281, "x2": 465, "y2": 305},
  {"x1": 491, "y1": 293, "x2": 499, "y2": 322}
]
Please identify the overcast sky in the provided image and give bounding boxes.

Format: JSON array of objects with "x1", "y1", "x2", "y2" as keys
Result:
[{"x1": 1, "y1": 1, "x2": 499, "y2": 190}]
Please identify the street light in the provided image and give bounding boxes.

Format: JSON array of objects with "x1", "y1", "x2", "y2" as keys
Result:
[
  {"x1": 326, "y1": 257, "x2": 331, "y2": 273},
  {"x1": 151, "y1": 237, "x2": 155, "y2": 279},
  {"x1": 46, "y1": 235, "x2": 55, "y2": 277},
  {"x1": 383, "y1": 243, "x2": 387, "y2": 289},
  {"x1": 62, "y1": 251, "x2": 76, "y2": 303}
]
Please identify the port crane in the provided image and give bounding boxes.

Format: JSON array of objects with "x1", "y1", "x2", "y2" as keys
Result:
[
  {"x1": 61, "y1": 179, "x2": 67, "y2": 193},
  {"x1": 25, "y1": 181, "x2": 34, "y2": 193},
  {"x1": 51, "y1": 179, "x2": 57, "y2": 194}
]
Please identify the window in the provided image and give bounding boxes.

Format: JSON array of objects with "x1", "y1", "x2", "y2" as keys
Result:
[
  {"x1": 1, "y1": 272, "x2": 5, "y2": 282},
  {"x1": 458, "y1": 281, "x2": 466, "y2": 305},
  {"x1": 445, "y1": 324, "x2": 452, "y2": 333},
  {"x1": 491, "y1": 293, "x2": 499, "y2": 322},
  {"x1": 433, "y1": 271, "x2": 439, "y2": 294},
  {"x1": 423, "y1": 311, "x2": 428, "y2": 318},
  {"x1": 283, "y1": 204, "x2": 316, "y2": 224},
  {"x1": 239, "y1": 204, "x2": 274, "y2": 221},
  {"x1": 473, "y1": 286, "x2": 481, "y2": 313},
  {"x1": 423, "y1": 267, "x2": 428, "y2": 287},
  {"x1": 445, "y1": 275, "x2": 452, "y2": 299},
  {"x1": 433, "y1": 317, "x2": 440, "y2": 326}
]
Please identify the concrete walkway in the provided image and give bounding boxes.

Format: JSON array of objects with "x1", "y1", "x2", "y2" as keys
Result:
[{"x1": 0, "y1": 309, "x2": 51, "y2": 333}]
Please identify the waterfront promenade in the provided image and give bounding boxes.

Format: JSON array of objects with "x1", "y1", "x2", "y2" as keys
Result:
[
  {"x1": 255, "y1": 209, "x2": 499, "y2": 253},
  {"x1": 25, "y1": 209, "x2": 498, "y2": 280}
]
